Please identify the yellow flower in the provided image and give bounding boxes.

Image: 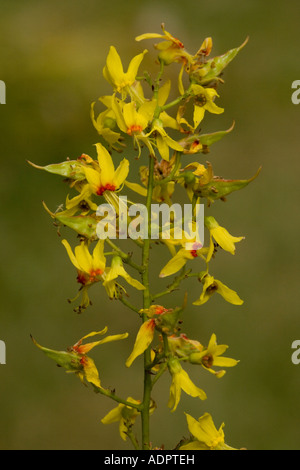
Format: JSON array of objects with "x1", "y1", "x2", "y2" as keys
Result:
[
  {"x1": 62, "y1": 239, "x2": 106, "y2": 286},
  {"x1": 159, "y1": 224, "x2": 207, "y2": 278},
  {"x1": 189, "y1": 333, "x2": 239, "y2": 377},
  {"x1": 103, "y1": 46, "x2": 148, "y2": 94},
  {"x1": 167, "y1": 357, "x2": 207, "y2": 411},
  {"x1": 54, "y1": 184, "x2": 98, "y2": 218},
  {"x1": 101, "y1": 397, "x2": 141, "y2": 441},
  {"x1": 191, "y1": 84, "x2": 224, "y2": 129},
  {"x1": 146, "y1": 119, "x2": 184, "y2": 161},
  {"x1": 61, "y1": 238, "x2": 106, "y2": 312},
  {"x1": 167, "y1": 334, "x2": 204, "y2": 359},
  {"x1": 83, "y1": 142, "x2": 129, "y2": 197},
  {"x1": 126, "y1": 305, "x2": 181, "y2": 367},
  {"x1": 159, "y1": 246, "x2": 201, "y2": 278},
  {"x1": 91, "y1": 96, "x2": 122, "y2": 148},
  {"x1": 136, "y1": 23, "x2": 192, "y2": 66},
  {"x1": 193, "y1": 273, "x2": 244, "y2": 306},
  {"x1": 205, "y1": 216, "x2": 245, "y2": 262},
  {"x1": 103, "y1": 255, "x2": 145, "y2": 299},
  {"x1": 180, "y1": 413, "x2": 236, "y2": 450},
  {"x1": 32, "y1": 328, "x2": 128, "y2": 389},
  {"x1": 71, "y1": 328, "x2": 128, "y2": 388}
]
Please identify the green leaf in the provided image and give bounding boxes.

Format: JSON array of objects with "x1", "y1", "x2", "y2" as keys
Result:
[{"x1": 28, "y1": 160, "x2": 86, "y2": 181}]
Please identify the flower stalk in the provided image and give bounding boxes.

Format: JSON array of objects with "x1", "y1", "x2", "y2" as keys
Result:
[{"x1": 31, "y1": 23, "x2": 258, "y2": 451}]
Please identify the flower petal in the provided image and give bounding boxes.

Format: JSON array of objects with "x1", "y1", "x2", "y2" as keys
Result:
[
  {"x1": 95, "y1": 143, "x2": 115, "y2": 187},
  {"x1": 126, "y1": 319, "x2": 155, "y2": 367},
  {"x1": 113, "y1": 158, "x2": 129, "y2": 188}
]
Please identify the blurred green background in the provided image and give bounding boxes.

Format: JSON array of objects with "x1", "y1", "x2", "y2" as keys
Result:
[{"x1": 1, "y1": 0, "x2": 300, "y2": 450}]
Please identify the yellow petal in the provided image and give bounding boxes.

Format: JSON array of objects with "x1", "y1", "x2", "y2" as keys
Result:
[
  {"x1": 77, "y1": 333, "x2": 128, "y2": 355},
  {"x1": 216, "y1": 280, "x2": 244, "y2": 305},
  {"x1": 179, "y1": 369, "x2": 207, "y2": 401},
  {"x1": 185, "y1": 413, "x2": 222, "y2": 447},
  {"x1": 121, "y1": 270, "x2": 146, "y2": 290},
  {"x1": 126, "y1": 319, "x2": 155, "y2": 367},
  {"x1": 111, "y1": 96, "x2": 127, "y2": 133},
  {"x1": 113, "y1": 158, "x2": 129, "y2": 188},
  {"x1": 74, "y1": 243, "x2": 93, "y2": 273},
  {"x1": 159, "y1": 249, "x2": 193, "y2": 278},
  {"x1": 193, "y1": 105, "x2": 205, "y2": 128},
  {"x1": 83, "y1": 357, "x2": 101, "y2": 388},
  {"x1": 211, "y1": 226, "x2": 244, "y2": 255},
  {"x1": 125, "y1": 181, "x2": 148, "y2": 197},
  {"x1": 105, "y1": 46, "x2": 124, "y2": 86},
  {"x1": 168, "y1": 374, "x2": 181, "y2": 412},
  {"x1": 95, "y1": 143, "x2": 115, "y2": 187},
  {"x1": 125, "y1": 49, "x2": 148, "y2": 84},
  {"x1": 101, "y1": 403, "x2": 123, "y2": 424},
  {"x1": 79, "y1": 328, "x2": 108, "y2": 343},
  {"x1": 61, "y1": 239, "x2": 81, "y2": 271},
  {"x1": 135, "y1": 33, "x2": 164, "y2": 41},
  {"x1": 84, "y1": 166, "x2": 102, "y2": 194},
  {"x1": 178, "y1": 64, "x2": 185, "y2": 95},
  {"x1": 156, "y1": 133, "x2": 170, "y2": 161},
  {"x1": 158, "y1": 80, "x2": 171, "y2": 106},
  {"x1": 92, "y1": 239, "x2": 106, "y2": 272}
]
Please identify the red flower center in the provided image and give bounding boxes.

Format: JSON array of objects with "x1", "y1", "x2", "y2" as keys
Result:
[
  {"x1": 89, "y1": 269, "x2": 103, "y2": 282},
  {"x1": 190, "y1": 250, "x2": 198, "y2": 258},
  {"x1": 155, "y1": 306, "x2": 168, "y2": 315},
  {"x1": 77, "y1": 272, "x2": 89, "y2": 285},
  {"x1": 80, "y1": 356, "x2": 88, "y2": 366},
  {"x1": 96, "y1": 184, "x2": 116, "y2": 196},
  {"x1": 127, "y1": 125, "x2": 143, "y2": 136}
]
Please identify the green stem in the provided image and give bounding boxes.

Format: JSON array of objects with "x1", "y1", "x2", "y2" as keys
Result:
[
  {"x1": 105, "y1": 238, "x2": 145, "y2": 274},
  {"x1": 119, "y1": 295, "x2": 141, "y2": 315},
  {"x1": 140, "y1": 152, "x2": 155, "y2": 450},
  {"x1": 160, "y1": 85, "x2": 192, "y2": 112},
  {"x1": 127, "y1": 428, "x2": 141, "y2": 450},
  {"x1": 151, "y1": 267, "x2": 188, "y2": 302},
  {"x1": 93, "y1": 385, "x2": 142, "y2": 411}
]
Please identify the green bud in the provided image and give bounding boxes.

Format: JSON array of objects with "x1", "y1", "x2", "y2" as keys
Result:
[
  {"x1": 189, "y1": 352, "x2": 203, "y2": 364},
  {"x1": 199, "y1": 122, "x2": 235, "y2": 147},
  {"x1": 28, "y1": 160, "x2": 86, "y2": 181},
  {"x1": 182, "y1": 171, "x2": 196, "y2": 185},
  {"x1": 103, "y1": 116, "x2": 117, "y2": 131},
  {"x1": 31, "y1": 336, "x2": 82, "y2": 372},
  {"x1": 196, "y1": 167, "x2": 261, "y2": 203},
  {"x1": 54, "y1": 214, "x2": 98, "y2": 239},
  {"x1": 191, "y1": 38, "x2": 248, "y2": 85}
]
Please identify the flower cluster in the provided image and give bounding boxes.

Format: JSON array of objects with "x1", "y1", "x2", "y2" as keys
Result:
[{"x1": 31, "y1": 24, "x2": 257, "y2": 450}]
